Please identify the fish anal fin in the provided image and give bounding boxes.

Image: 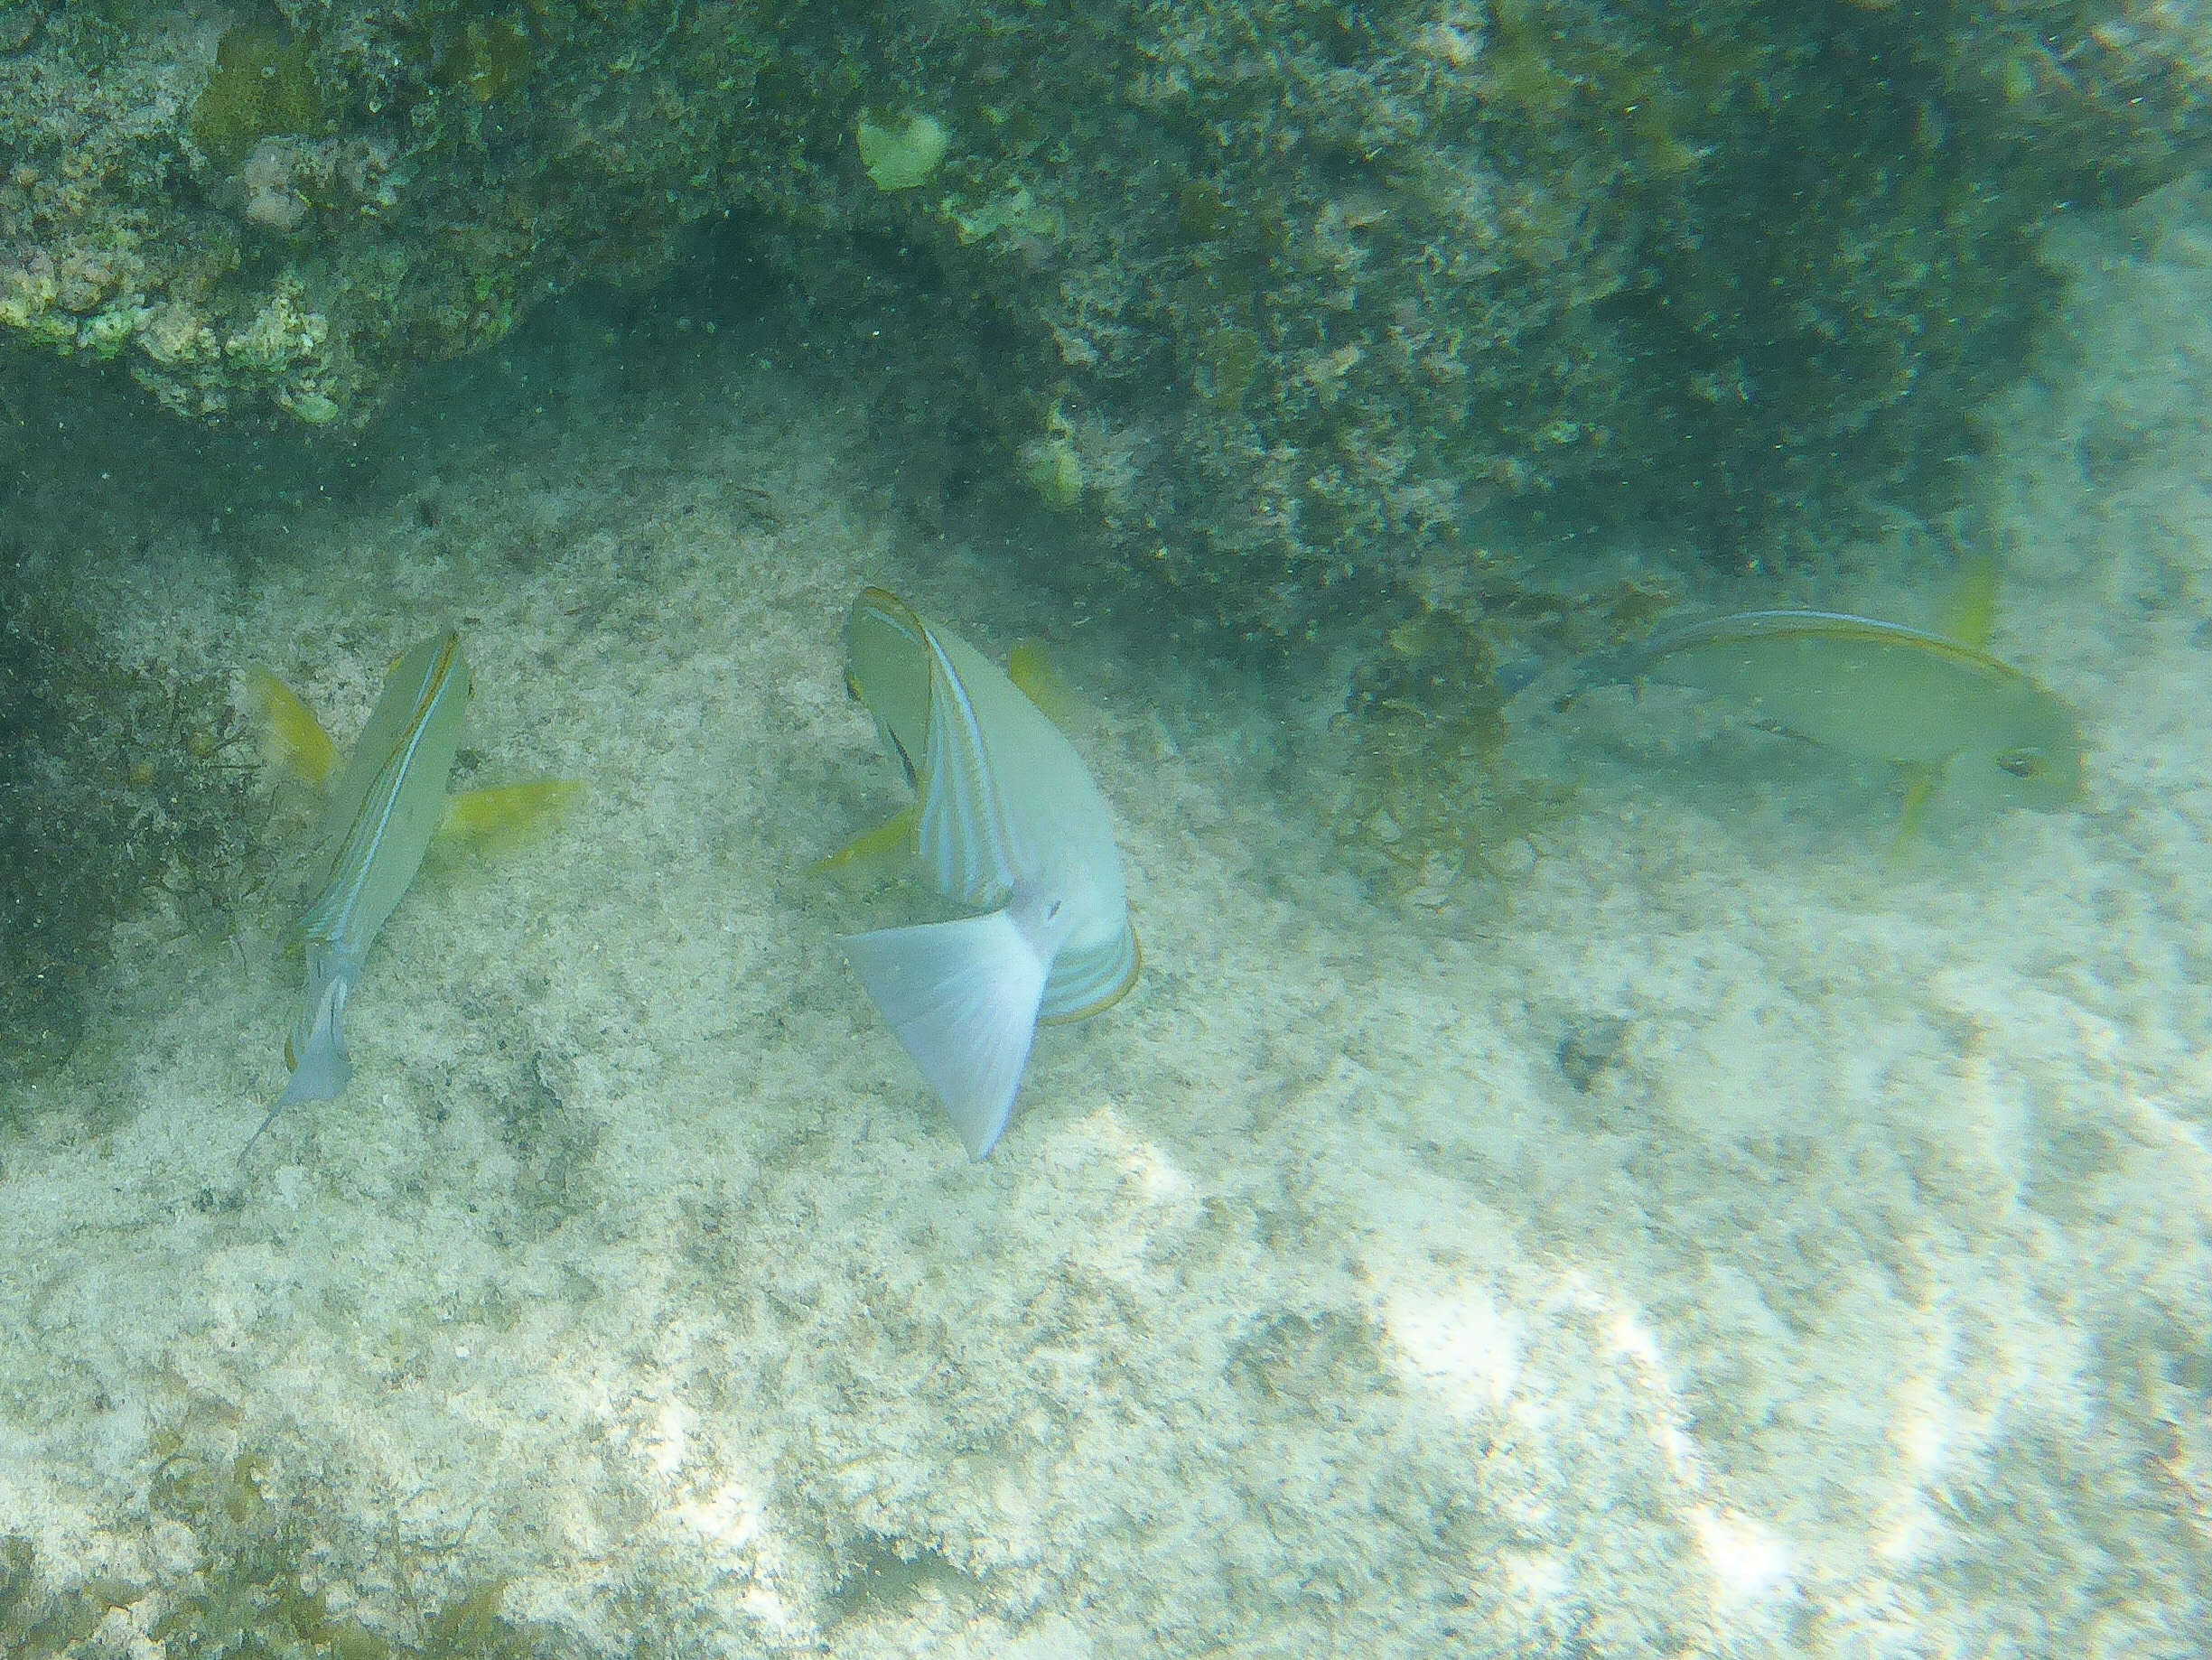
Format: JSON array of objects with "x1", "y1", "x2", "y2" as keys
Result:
[
  {"x1": 808, "y1": 802, "x2": 919, "y2": 879},
  {"x1": 843, "y1": 911, "x2": 1048, "y2": 1159},
  {"x1": 1038, "y1": 925, "x2": 1141, "y2": 1025},
  {"x1": 436, "y1": 779, "x2": 585, "y2": 851},
  {"x1": 247, "y1": 668, "x2": 340, "y2": 792}
]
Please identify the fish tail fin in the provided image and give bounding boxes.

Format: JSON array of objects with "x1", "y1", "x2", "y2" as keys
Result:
[
  {"x1": 249, "y1": 954, "x2": 356, "y2": 1156},
  {"x1": 247, "y1": 668, "x2": 340, "y2": 791},
  {"x1": 843, "y1": 910, "x2": 1050, "y2": 1160},
  {"x1": 1556, "y1": 644, "x2": 1644, "y2": 711},
  {"x1": 436, "y1": 779, "x2": 585, "y2": 851}
]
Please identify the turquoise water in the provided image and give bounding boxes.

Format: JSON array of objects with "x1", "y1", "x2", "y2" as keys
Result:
[{"x1": 0, "y1": 160, "x2": 2208, "y2": 1660}]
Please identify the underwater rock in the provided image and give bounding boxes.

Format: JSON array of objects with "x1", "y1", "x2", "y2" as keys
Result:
[{"x1": 0, "y1": 0, "x2": 2205, "y2": 640}]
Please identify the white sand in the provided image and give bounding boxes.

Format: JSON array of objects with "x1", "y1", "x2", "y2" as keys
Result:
[{"x1": 1, "y1": 186, "x2": 2207, "y2": 1657}]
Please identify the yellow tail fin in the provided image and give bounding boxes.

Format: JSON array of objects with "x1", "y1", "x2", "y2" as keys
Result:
[
  {"x1": 247, "y1": 668, "x2": 340, "y2": 791},
  {"x1": 437, "y1": 779, "x2": 585, "y2": 850}
]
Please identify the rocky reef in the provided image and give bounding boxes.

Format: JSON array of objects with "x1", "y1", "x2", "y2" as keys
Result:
[
  {"x1": 5, "y1": 1, "x2": 2207, "y2": 614},
  {"x1": 2, "y1": 0, "x2": 2208, "y2": 905}
]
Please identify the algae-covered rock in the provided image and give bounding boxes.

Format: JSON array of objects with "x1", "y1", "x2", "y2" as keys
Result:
[
  {"x1": 191, "y1": 22, "x2": 324, "y2": 172},
  {"x1": 0, "y1": 0, "x2": 2207, "y2": 645}
]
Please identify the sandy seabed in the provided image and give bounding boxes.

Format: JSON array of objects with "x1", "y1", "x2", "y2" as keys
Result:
[{"x1": 3, "y1": 183, "x2": 2210, "y2": 1660}]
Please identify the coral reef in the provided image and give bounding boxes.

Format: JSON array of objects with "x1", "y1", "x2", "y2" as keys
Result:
[{"x1": 2, "y1": 0, "x2": 2209, "y2": 816}]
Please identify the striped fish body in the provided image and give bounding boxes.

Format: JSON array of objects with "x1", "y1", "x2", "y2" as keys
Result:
[
  {"x1": 294, "y1": 633, "x2": 472, "y2": 954},
  {"x1": 266, "y1": 633, "x2": 471, "y2": 1122},
  {"x1": 1604, "y1": 610, "x2": 2083, "y2": 808},
  {"x1": 841, "y1": 590, "x2": 1137, "y2": 1158}
]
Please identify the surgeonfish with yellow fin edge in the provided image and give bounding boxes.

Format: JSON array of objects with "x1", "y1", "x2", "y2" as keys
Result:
[
  {"x1": 1573, "y1": 609, "x2": 2085, "y2": 815},
  {"x1": 834, "y1": 588, "x2": 1140, "y2": 1160},
  {"x1": 247, "y1": 633, "x2": 581, "y2": 1151}
]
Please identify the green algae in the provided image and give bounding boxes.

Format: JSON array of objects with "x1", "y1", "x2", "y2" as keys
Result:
[
  {"x1": 1334, "y1": 576, "x2": 1679, "y2": 898},
  {"x1": 857, "y1": 114, "x2": 950, "y2": 191},
  {"x1": 138, "y1": 1445, "x2": 543, "y2": 1659},
  {"x1": 1334, "y1": 604, "x2": 1563, "y2": 897},
  {"x1": 428, "y1": 11, "x2": 537, "y2": 107},
  {"x1": 0, "y1": 1533, "x2": 119, "y2": 1657},
  {"x1": 0, "y1": 574, "x2": 269, "y2": 1096},
  {"x1": 191, "y1": 24, "x2": 325, "y2": 173}
]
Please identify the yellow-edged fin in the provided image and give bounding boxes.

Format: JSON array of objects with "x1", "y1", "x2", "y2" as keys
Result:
[
  {"x1": 436, "y1": 779, "x2": 585, "y2": 851},
  {"x1": 1936, "y1": 555, "x2": 2001, "y2": 649},
  {"x1": 1008, "y1": 639, "x2": 1080, "y2": 726},
  {"x1": 247, "y1": 667, "x2": 340, "y2": 791},
  {"x1": 1037, "y1": 927, "x2": 1142, "y2": 1024},
  {"x1": 1890, "y1": 761, "x2": 1943, "y2": 857},
  {"x1": 807, "y1": 802, "x2": 919, "y2": 878}
]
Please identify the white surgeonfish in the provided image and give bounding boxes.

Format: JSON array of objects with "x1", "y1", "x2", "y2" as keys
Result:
[
  {"x1": 837, "y1": 588, "x2": 1140, "y2": 1159},
  {"x1": 255, "y1": 631, "x2": 471, "y2": 1145}
]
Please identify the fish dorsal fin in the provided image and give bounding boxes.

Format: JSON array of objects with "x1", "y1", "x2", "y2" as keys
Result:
[
  {"x1": 1936, "y1": 555, "x2": 2000, "y2": 648},
  {"x1": 248, "y1": 668, "x2": 341, "y2": 792}
]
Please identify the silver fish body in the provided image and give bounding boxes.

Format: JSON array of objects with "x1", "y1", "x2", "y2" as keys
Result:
[
  {"x1": 1585, "y1": 610, "x2": 2085, "y2": 809},
  {"x1": 258, "y1": 632, "x2": 471, "y2": 1139}
]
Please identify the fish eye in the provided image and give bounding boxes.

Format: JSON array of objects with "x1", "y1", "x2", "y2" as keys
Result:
[{"x1": 1994, "y1": 751, "x2": 2046, "y2": 779}]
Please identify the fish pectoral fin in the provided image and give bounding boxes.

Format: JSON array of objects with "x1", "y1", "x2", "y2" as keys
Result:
[
  {"x1": 435, "y1": 779, "x2": 585, "y2": 851},
  {"x1": 1008, "y1": 639, "x2": 1081, "y2": 726},
  {"x1": 843, "y1": 911, "x2": 1049, "y2": 1160},
  {"x1": 808, "y1": 803, "x2": 919, "y2": 879},
  {"x1": 247, "y1": 667, "x2": 340, "y2": 792}
]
